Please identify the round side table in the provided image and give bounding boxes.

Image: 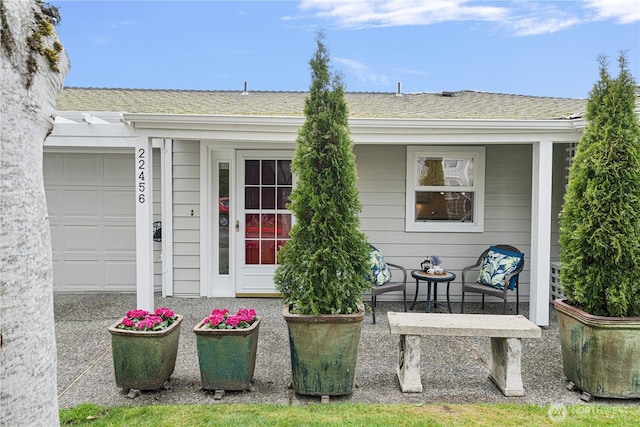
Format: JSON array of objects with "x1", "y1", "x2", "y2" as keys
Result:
[{"x1": 410, "y1": 269, "x2": 456, "y2": 313}]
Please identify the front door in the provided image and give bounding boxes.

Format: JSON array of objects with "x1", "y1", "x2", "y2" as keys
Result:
[{"x1": 235, "y1": 151, "x2": 293, "y2": 296}]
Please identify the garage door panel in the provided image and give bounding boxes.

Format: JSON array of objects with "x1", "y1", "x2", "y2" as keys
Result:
[
  {"x1": 103, "y1": 190, "x2": 134, "y2": 218},
  {"x1": 104, "y1": 260, "x2": 136, "y2": 290},
  {"x1": 45, "y1": 188, "x2": 61, "y2": 218},
  {"x1": 64, "y1": 261, "x2": 101, "y2": 291},
  {"x1": 104, "y1": 155, "x2": 134, "y2": 185},
  {"x1": 43, "y1": 155, "x2": 59, "y2": 183},
  {"x1": 62, "y1": 155, "x2": 100, "y2": 183},
  {"x1": 50, "y1": 224, "x2": 61, "y2": 255},
  {"x1": 47, "y1": 152, "x2": 138, "y2": 292},
  {"x1": 104, "y1": 226, "x2": 135, "y2": 253},
  {"x1": 63, "y1": 225, "x2": 99, "y2": 253},
  {"x1": 63, "y1": 190, "x2": 99, "y2": 217}
]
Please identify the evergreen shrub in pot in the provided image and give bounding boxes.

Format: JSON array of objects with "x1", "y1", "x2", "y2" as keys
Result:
[
  {"x1": 556, "y1": 52, "x2": 640, "y2": 399},
  {"x1": 274, "y1": 33, "x2": 372, "y2": 397}
]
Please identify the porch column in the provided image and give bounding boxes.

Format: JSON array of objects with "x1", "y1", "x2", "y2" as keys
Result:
[
  {"x1": 529, "y1": 140, "x2": 553, "y2": 326},
  {"x1": 135, "y1": 137, "x2": 154, "y2": 311}
]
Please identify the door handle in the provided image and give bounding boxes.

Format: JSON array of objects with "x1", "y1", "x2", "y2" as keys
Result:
[{"x1": 235, "y1": 220, "x2": 240, "y2": 232}]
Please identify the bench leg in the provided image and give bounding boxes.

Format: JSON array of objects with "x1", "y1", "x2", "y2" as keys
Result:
[
  {"x1": 397, "y1": 335, "x2": 423, "y2": 393},
  {"x1": 488, "y1": 337, "x2": 525, "y2": 397}
]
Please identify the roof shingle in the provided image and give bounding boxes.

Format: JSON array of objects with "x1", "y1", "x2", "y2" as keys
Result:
[{"x1": 57, "y1": 87, "x2": 588, "y2": 120}]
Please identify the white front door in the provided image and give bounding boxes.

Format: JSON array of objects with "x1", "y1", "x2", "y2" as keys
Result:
[{"x1": 235, "y1": 151, "x2": 293, "y2": 296}]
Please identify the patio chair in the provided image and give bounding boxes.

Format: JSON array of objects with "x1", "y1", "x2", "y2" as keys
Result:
[
  {"x1": 369, "y1": 246, "x2": 407, "y2": 324},
  {"x1": 460, "y1": 245, "x2": 525, "y2": 315}
]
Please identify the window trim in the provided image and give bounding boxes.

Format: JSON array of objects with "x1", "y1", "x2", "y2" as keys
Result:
[{"x1": 405, "y1": 146, "x2": 485, "y2": 232}]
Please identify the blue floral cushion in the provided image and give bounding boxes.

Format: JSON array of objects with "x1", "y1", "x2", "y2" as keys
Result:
[
  {"x1": 368, "y1": 247, "x2": 391, "y2": 286},
  {"x1": 477, "y1": 246, "x2": 524, "y2": 290}
]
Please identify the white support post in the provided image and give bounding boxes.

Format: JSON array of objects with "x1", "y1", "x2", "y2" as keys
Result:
[
  {"x1": 161, "y1": 139, "x2": 173, "y2": 297},
  {"x1": 530, "y1": 140, "x2": 553, "y2": 326},
  {"x1": 135, "y1": 137, "x2": 154, "y2": 311}
]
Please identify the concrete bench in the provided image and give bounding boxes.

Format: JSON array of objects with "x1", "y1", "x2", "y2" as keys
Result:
[{"x1": 388, "y1": 312, "x2": 542, "y2": 396}]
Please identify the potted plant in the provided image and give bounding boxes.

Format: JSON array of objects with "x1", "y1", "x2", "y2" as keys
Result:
[
  {"x1": 274, "y1": 33, "x2": 372, "y2": 397},
  {"x1": 108, "y1": 307, "x2": 183, "y2": 392},
  {"x1": 556, "y1": 52, "x2": 640, "y2": 400},
  {"x1": 193, "y1": 308, "x2": 260, "y2": 392}
]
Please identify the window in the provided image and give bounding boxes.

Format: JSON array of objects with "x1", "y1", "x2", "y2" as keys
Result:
[{"x1": 406, "y1": 146, "x2": 485, "y2": 232}]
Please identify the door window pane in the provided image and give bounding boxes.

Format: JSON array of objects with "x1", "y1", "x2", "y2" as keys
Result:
[
  {"x1": 277, "y1": 160, "x2": 292, "y2": 185},
  {"x1": 262, "y1": 160, "x2": 276, "y2": 185},
  {"x1": 244, "y1": 158, "x2": 293, "y2": 265},
  {"x1": 218, "y1": 162, "x2": 230, "y2": 275}
]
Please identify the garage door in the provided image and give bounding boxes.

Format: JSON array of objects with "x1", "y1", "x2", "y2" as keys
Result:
[{"x1": 44, "y1": 152, "x2": 136, "y2": 292}]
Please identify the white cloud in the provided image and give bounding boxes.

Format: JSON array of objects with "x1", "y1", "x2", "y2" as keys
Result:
[
  {"x1": 334, "y1": 57, "x2": 390, "y2": 87},
  {"x1": 299, "y1": 0, "x2": 507, "y2": 29},
  {"x1": 509, "y1": 16, "x2": 581, "y2": 36},
  {"x1": 297, "y1": 0, "x2": 638, "y2": 35},
  {"x1": 584, "y1": 0, "x2": 640, "y2": 24}
]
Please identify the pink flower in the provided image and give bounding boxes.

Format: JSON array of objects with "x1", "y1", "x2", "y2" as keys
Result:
[
  {"x1": 211, "y1": 308, "x2": 229, "y2": 316},
  {"x1": 117, "y1": 307, "x2": 178, "y2": 331},
  {"x1": 204, "y1": 313, "x2": 225, "y2": 327},
  {"x1": 126, "y1": 309, "x2": 149, "y2": 319},
  {"x1": 155, "y1": 307, "x2": 174, "y2": 318},
  {"x1": 225, "y1": 316, "x2": 241, "y2": 327},
  {"x1": 201, "y1": 308, "x2": 257, "y2": 330}
]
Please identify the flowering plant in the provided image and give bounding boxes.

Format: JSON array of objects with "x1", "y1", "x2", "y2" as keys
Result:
[
  {"x1": 116, "y1": 307, "x2": 178, "y2": 331},
  {"x1": 430, "y1": 255, "x2": 443, "y2": 266},
  {"x1": 201, "y1": 308, "x2": 257, "y2": 330}
]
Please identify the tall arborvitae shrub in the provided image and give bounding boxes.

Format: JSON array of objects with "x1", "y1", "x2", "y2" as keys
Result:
[
  {"x1": 559, "y1": 52, "x2": 640, "y2": 317},
  {"x1": 274, "y1": 33, "x2": 371, "y2": 315}
]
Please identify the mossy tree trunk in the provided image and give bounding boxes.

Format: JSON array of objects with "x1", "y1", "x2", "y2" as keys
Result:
[
  {"x1": 0, "y1": 1, "x2": 69, "y2": 425},
  {"x1": 559, "y1": 52, "x2": 640, "y2": 317},
  {"x1": 274, "y1": 33, "x2": 371, "y2": 315}
]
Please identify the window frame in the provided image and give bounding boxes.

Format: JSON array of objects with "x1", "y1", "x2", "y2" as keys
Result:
[{"x1": 405, "y1": 146, "x2": 485, "y2": 232}]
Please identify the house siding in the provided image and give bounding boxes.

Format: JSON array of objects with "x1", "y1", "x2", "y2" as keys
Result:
[
  {"x1": 355, "y1": 144, "x2": 533, "y2": 302},
  {"x1": 153, "y1": 148, "x2": 162, "y2": 289},
  {"x1": 172, "y1": 140, "x2": 201, "y2": 297}
]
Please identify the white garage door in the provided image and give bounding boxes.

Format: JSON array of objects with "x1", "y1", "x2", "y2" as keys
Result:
[{"x1": 44, "y1": 152, "x2": 136, "y2": 292}]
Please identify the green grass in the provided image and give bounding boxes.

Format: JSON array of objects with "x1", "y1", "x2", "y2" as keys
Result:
[{"x1": 60, "y1": 402, "x2": 640, "y2": 427}]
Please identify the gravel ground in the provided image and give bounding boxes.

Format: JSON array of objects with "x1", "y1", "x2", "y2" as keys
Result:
[{"x1": 55, "y1": 293, "x2": 637, "y2": 409}]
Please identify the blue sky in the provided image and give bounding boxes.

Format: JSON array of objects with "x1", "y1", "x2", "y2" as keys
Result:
[{"x1": 51, "y1": 1, "x2": 639, "y2": 98}]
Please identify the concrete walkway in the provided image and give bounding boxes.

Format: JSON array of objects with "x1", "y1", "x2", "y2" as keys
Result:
[{"x1": 54, "y1": 293, "x2": 620, "y2": 409}]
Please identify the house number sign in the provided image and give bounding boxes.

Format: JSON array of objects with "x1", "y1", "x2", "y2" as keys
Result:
[{"x1": 137, "y1": 147, "x2": 147, "y2": 204}]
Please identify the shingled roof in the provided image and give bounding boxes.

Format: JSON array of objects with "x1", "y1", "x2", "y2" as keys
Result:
[{"x1": 57, "y1": 87, "x2": 588, "y2": 121}]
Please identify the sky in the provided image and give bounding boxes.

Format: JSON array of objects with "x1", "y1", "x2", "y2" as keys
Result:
[{"x1": 50, "y1": 0, "x2": 640, "y2": 99}]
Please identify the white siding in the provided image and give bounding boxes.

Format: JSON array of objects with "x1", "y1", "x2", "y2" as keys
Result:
[
  {"x1": 550, "y1": 143, "x2": 567, "y2": 261},
  {"x1": 355, "y1": 144, "x2": 533, "y2": 302},
  {"x1": 172, "y1": 140, "x2": 200, "y2": 296},
  {"x1": 153, "y1": 148, "x2": 162, "y2": 288}
]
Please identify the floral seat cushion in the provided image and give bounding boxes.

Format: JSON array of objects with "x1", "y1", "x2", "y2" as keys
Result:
[
  {"x1": 368, "y1": 246, "x2": 391, "y2": 286},
  {"x1": 477, "y1": 246, "x2": 524, "y2": 290}
]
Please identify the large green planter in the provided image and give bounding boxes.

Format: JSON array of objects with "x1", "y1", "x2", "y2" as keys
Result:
[
  {"x1": 555, "y1": 299, "x2": 640, "y2": 399},
  {"x1": 283, "y1": 305, "x2": 364, "y2": 396},
  {"x1": 193, "y1": 318, "x2": 260, "y2": 391},
  {"x1": 108, "y1": 315, "x2": 183, "y2": 391}
]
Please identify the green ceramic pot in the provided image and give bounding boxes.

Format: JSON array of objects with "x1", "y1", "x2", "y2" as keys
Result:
[
  {"x1": 555, "y1": 299, "x2": 640, "y2": 399},
  {"x1": 108, "y1": 315, "x2": 182, "y2": 391},
  {"x1": 193, "y1": 318, "x2": 260, "y2": 391},
  {"x1": 283, "y1": 305, "x2": 364, "y2": 396}
]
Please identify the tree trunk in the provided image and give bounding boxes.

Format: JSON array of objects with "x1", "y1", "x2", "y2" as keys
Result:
[{"x1": 0, "y1": 1, "x2": 69, "y2": 425}]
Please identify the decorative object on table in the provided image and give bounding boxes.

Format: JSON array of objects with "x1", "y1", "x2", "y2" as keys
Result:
[
  {"x1": 274, "y1": 33, "x2": 371, "y2": 398},
  {"x1": 369, "y1": 245, "x2": 408, "y2": 324},
  {"x1": 193, "y1": 308, "x2": 260, "y2": 392},
  {"x1": 108, "y1": 307, "x2": 182, "y2": 392},
  {"x1": 423, "y1": 255, "x2": 443, "y2": 274},
  {"x1": 460, "y1": 245, "x2": 525, "y2": 314},
  {"x1": 556, "y1": 53, "x2": 640, "y2": 400}
]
